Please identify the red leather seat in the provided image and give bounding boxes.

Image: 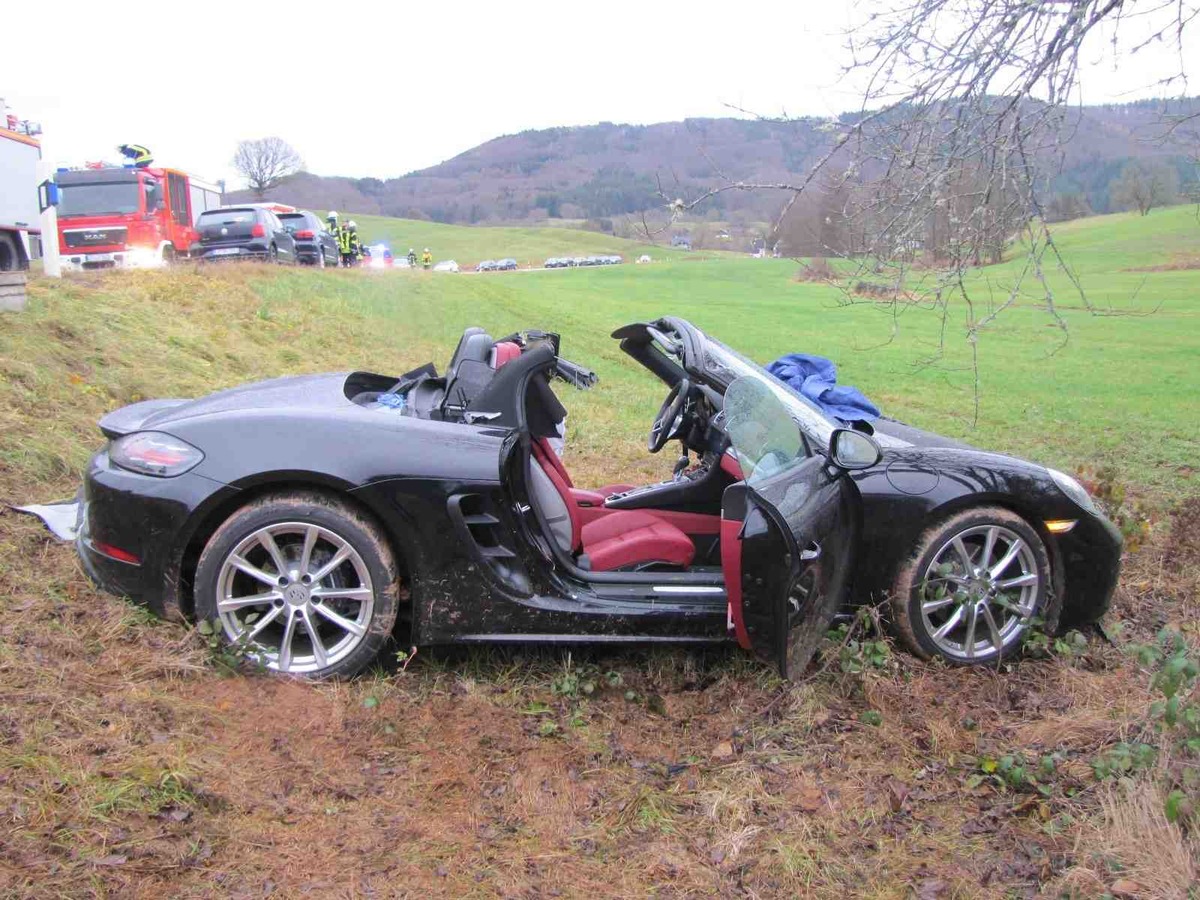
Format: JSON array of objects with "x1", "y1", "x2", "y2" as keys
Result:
[
  {"x1": 530, "y1": 440, "x2": 694, "y2": 572},
  {"x1": 581, "y1": 510, "x2": 695, "y2": 571}
]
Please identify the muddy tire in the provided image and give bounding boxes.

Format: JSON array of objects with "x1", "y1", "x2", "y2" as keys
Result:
[
  {"x1": 194, "y1": 492, "x2": 400, "y2": 679},
  {"x1": 890, "y1": 506, "x2": 1050, "y2": 666}
]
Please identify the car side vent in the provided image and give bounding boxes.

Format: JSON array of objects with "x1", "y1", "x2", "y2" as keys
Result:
[{"x1": 447, "y1": 493, "x2": 531, "y2": 595}]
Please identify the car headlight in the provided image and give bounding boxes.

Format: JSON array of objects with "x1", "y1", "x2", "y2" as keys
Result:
[
  {"x1": 110, "y1": 432, "x2": 204, "y2": 477},
  {"x1": 125, "y1": 247, "x2": 165, "y2": 269},
  {"x1": 1047, "y1": 468, "x2": 1095, "y2": 513}
]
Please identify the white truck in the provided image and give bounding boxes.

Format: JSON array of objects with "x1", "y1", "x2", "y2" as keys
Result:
[{"x1": 0, "y1": 98, "x2": 43, "y2": 271}]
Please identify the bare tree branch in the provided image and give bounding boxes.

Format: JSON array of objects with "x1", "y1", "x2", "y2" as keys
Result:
[{"x1": 640, "y1": 0, "x2": 1195, "y2": 418}]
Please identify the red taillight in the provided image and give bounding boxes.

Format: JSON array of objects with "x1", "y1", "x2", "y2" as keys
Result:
[
  {"x1": 93, "y1": 541, "x2": 141, "y2": 565},
  {"x1": 296, "y1": 230, "x2": 314, "y2": 239},
  {"x1": 251, "y1": 223, "x2": 266, "y2": 238}
]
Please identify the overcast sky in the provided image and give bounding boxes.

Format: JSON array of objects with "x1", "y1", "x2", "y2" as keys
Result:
[{"x1": 4, "y1": 0, "x2": 1195, "y2": 188}]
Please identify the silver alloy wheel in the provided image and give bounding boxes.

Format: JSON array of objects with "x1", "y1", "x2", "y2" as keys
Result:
[
  {"x1": 918, "y1": 524, "x2": 1040, "y2": 661},
  {"x1": 214, "y1": 522, "x2": 375, "y2": 674}
]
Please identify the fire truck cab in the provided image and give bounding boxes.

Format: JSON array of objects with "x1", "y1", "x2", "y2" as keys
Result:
[{"x1": 57, "y1": 166, "x2": 222, "y2": 270}]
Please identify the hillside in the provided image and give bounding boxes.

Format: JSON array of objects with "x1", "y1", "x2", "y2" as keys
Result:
[{"x1": 231, "y1": 98, "x2": 1199, "y2": 226}]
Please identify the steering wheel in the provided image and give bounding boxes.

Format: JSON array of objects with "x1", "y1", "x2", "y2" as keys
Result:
[{"x1": 648, "y1": 378, "x2": 690, "y2": 453}]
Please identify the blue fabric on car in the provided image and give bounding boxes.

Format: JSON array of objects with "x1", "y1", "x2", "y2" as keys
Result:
[{"x1": 766, "y1": 353, "x2": 881, "y2": 423}]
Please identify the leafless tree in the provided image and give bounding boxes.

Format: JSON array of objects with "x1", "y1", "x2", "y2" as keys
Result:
[
  {"x1": 1111, "y1": 159, "x2": 1181, "y2": 214},
  {"x1": 233, "y1": 137, "x2": 304, "y2": 200},
  {"x1": 638, "y1": 0, "x2": 1197, "y2": 419}
]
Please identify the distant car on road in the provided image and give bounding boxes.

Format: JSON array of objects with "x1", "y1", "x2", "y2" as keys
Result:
[
  {"x1": 544, "y1": 257, "x2": 564, "y2": 268},
  {"x1": 277, "y1": 211, "x2": 338, "y2": 267},
  {"x1": 496, "y1": 258, "x2": 518, "y2": 271},
  {"x1": 638, "y1": 254, "x2": 652, "y2": 264},
  {"x1": 433, "y1": 260, "x2": 460, "y2": 272},
  {"x1": 476, "y1": 260, "x2": 496, "y2": 272},
  {"x1": 193, "y1": 207, "x2": 297, "y2": 264}
]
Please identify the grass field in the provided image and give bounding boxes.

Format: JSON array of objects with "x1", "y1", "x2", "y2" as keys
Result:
[
  {"x1": 0, "y1": 206, "x2": 1197, "y2": 897},
  {"x1": 297, "y1": 205, "x2": 1199, "y2": 497},
  {"x1": 349, "y1": 213, "x2": 702, "y2": 269}
]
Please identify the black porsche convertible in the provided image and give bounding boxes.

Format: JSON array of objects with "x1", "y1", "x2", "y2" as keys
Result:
[{"x1": 75, "y1": 317, "x2": 1122, "y2": 678}]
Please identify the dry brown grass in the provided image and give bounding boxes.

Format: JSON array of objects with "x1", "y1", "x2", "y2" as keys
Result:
[
  {"x1": 0, "y1": 268, "x2": 1196, "y2": 897},
  {"x1": 1124, "y1": 253, "x2": 1200, "y2": 272},
  {"x1": 1053, "y1": 781, "x2": 1198, "y2": 899}
]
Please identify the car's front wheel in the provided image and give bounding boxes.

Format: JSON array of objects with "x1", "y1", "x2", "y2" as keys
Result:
[
  {"x1": 891, "y1": 506, "x2": 1050, "y2": 665},
  {"x1": 194, "y1": 492, "x2": 400, "y2": 678}
]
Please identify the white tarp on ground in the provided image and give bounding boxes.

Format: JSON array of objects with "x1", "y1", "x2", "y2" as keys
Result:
[{"x1": 12, "y1": 501, "x2": 80, "y2": 541}]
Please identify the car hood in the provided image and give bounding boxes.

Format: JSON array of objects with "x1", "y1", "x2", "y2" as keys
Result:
[
  {"x1": 871, "y1": 417, "x2": 977, "y2": 452},
  {"x1": 98, "y1": 373, "x2": 350, "y2": 438}
]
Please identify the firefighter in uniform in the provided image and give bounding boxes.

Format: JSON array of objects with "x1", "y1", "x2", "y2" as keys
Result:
[
  {"x1": 339, "y1": 220, "x2": 357, "y2": 267},
  {"x1": 117, "y1": 144, "x2": 154, "y2": 168},
  {"x1": 422, "y1": 247, "x2": 432, "y2": 269},
  {"x1": 349, "y1": 222, "x2": 364, "y2": 264},
  {"x1": 407, "y1": 248, "x2": 417, "y2": 267},
  {"x1": 326, "y1": 212, "x2": 343, "y2": 265}
]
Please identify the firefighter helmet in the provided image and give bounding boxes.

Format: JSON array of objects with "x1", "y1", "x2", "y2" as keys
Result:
[{"x1": 347, "y1": 221, "x2": 357, "y2": 230}]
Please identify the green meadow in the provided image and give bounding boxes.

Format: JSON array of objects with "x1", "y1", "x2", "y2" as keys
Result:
[{"x1": 266, "y1": 205, "x2": 1200, "y2": 497}]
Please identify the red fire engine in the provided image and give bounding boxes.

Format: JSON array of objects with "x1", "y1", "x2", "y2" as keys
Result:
[{"x1": 56, "y1": 165, "x2": 222, "y2": 270}]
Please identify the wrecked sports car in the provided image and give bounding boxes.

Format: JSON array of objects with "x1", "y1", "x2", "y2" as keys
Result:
[{"x1": 74, "y1": 317, "x2": 1122, "y2": 678}]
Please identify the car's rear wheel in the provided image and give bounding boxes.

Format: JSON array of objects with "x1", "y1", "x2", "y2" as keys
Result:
[
  {"x1": 890, "y1": 506, "x2": 1050, "y2": 665},
  {"x1": 194, "y1": 492, "x2": 400, "y2": 678},
  {"x1": 268, "y1": 244, "x2": 278, "y2": 263},
  {"x1": 316, "y1": 248, "x2": 326, "y2": 268}
]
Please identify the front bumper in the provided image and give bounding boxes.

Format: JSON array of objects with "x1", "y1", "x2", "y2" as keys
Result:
[
  {"x1": 1055, "y1": 511, "x2": 1123, "y2": 626},
  {"x1": 77, "y1": 446, "x2": 236, "y2": 618},
  {"x1": 61, "y1": 248, "x2": 165, "y2": 271}
]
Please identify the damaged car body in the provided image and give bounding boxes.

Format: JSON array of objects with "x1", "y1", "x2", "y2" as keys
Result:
[{"x1": 73, "y1": 317, "x2": 1123, "y2": 679}]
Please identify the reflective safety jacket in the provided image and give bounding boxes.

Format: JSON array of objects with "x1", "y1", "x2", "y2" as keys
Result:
[
  {"x1": 422, "y1": 251, "x2": 432, "y2": 265},
  {"x1": 338, "y1": 228, "x2": 354, "y2": 254}
]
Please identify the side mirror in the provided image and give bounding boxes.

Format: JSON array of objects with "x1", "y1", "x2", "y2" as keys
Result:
[
  {"x1": 38, "y1": 179, "x2": 60, "y2": 212},
  {"x1": 828, "y1": 428, "x2": 882, "y2": 470}
]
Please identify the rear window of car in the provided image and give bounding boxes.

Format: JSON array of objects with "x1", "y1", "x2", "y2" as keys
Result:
[
  {"x1": 198, "y1": 209, "x2": 256, "y2": 224},
  {"x1": 278, "y1": 213, "x2": 309, "y2": 226}
]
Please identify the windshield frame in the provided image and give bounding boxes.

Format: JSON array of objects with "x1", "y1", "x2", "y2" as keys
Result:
[{"x1": 682, "y1": 321, "x2": 840, "y2": 449}]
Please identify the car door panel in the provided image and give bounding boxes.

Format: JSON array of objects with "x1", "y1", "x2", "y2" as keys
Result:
[
  {"x1": 719, "y1": 376, "x2": 861, "y2": 678},
  {"x1": 722, "y1": 458, "x2": 857, "y2": 678}
]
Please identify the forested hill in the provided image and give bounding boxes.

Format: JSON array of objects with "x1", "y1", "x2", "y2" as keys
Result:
[{"x1": 230, "y1": 98, "x2": 1197, "y2": 224}]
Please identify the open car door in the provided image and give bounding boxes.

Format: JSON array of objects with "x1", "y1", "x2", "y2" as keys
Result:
[{"x1": 720, "y1": 377, "x2": 862, "y2": 678}]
